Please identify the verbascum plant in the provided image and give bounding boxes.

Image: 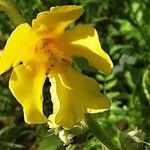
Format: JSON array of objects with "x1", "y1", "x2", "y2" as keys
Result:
[{"x1": 0, "y1": 5, "x2": 113, "y2": 130}]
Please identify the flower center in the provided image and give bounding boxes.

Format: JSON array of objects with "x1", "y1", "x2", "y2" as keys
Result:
[{"x1": 35, "y1": 39, "x2": 71, "y2": 74}]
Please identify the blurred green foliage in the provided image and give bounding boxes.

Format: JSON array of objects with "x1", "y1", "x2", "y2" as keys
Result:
[{"x1": 0, "y1": 0, "x2": 150, "y2": 149}]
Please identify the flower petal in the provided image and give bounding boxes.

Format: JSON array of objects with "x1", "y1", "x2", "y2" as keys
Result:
[
  {"x1": 32, "y1": 5, "x2": 84, "y2": 38},
  {"x1": 0, "y1": 23, "x2": 36, "y2": 75},
  {"x1": 9, "y1": 64, "x2": 47, "y2": 124},
  {"x1": 57, "y1": 25, "x2": 113, "y2": 74},
  {"x1": 49, "y1": 65, "x2": 111, "y2": 129}
]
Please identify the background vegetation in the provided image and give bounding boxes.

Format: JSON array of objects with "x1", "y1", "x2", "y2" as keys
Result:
[{"x1": 0, "y1": 0, "x2": 150, "y2": 149}]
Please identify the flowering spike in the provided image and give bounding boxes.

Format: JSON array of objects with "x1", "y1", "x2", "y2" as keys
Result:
[{"x1": 0, "y1": 5, "x2": 113, "y2": 129}]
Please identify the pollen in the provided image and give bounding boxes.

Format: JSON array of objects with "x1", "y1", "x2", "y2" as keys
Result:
[{"x1": 35, "y1": 39, "x2": 71, "y2": 74}]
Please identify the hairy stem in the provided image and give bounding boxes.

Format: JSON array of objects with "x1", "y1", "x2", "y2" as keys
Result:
[
  {"x1": 0, "y1": 0, "x2": 25, "y2": 26},
  {"x1": 86, "y1": 114, "x2": 121, "y2": 150}
]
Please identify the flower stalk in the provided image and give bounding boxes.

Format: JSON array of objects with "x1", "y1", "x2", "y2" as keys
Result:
[
  {"x1": 0, "y1": 0, "x2": 25, "y2": 26},
  {"x1": 86, "y1": 114, "x2": 120, "y2": 150}
]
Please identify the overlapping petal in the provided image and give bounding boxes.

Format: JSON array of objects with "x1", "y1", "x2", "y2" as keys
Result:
[
  {"x1": 49, "y1": 65, "x2": 111, "y2": 129},
  {"x1": 0, "y1": 5, "x2": 113, "y2": 129},
  {"x1": 57, "y1": 25, "x2": 113, "y2": 74},
  {"x1": 32, "y1": 5, "x2": 84, "y2": 38},
  {"x1": 9, "y1": 63, "x2": 47, "y2": 124},
  {"x1": 0, "y1": 23, "x2": 36, "y2": 75}
]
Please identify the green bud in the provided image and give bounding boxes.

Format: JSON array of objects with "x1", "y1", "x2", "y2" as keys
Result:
[
  {"x1": 119, "y1": 128, "x2": 145, "y2": 150},
  {"x1": 58, "y1": 124, "x2": 91, "y2": 145}
]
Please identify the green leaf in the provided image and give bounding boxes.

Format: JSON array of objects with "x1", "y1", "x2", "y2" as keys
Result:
[
  {"x1": 142, "y1": 68, "x2": 150, "y2": 102},
  {"x1": 37, "y1": 135, "x2": 62, "y2": 150}
]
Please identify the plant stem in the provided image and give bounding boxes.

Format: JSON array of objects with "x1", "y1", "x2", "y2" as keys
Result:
[
  {"x1": 85, "y1": 114, "x2": 121, "y2": 150},
  {"x1": 0, "y1": 0, "x2": 25, "y2": 26}
]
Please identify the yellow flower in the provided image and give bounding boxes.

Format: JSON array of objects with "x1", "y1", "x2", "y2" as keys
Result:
[{"x1": 0, "y1": 5, "x2": 113, "y2": 129}]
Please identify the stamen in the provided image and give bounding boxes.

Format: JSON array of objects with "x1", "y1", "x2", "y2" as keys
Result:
[
  {"x1": 35, "y1": 39, "x2": 71, "y2": 74},
  {"x1": 61, "y1": 57, "x2": 72, "y2": 63}
]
